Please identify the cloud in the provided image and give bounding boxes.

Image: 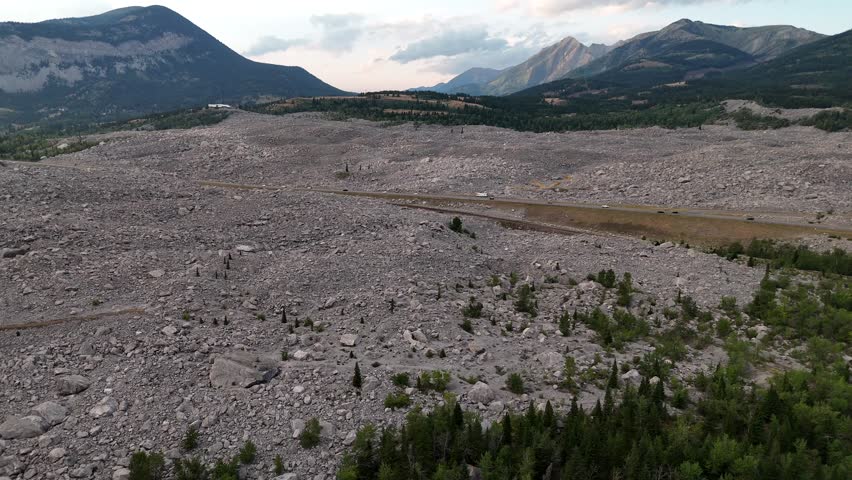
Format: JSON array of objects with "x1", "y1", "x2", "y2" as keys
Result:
[
  {"x1": 244, "y1": 36, "x2": 309, "y2": 56},
  {"x1": 389, "y1": 28, "x2": 509, "y2": 63},
  {"x1": 504, "y1": 0, "x2": 743, "y2": 15},
  {"x1": 310, "y1": 14, "x2": 365, "y2": 52}
]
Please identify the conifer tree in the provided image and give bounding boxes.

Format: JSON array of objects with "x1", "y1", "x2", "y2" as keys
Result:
[{"x1": 353, "y1": 362, "x2": 363, "y2": 389}]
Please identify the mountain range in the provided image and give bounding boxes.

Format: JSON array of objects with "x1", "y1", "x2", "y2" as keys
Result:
[
  {"x1": 0, "y1": 6, "x2": 345, "y2": 124},
  {"x1": 419, "y1": 19, "x2": 824, "y2": 96}
]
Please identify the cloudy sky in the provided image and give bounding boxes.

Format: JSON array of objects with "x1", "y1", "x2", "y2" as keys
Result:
[{"x1": 3, "y1": 1, "x2": 851, "y2": 91}]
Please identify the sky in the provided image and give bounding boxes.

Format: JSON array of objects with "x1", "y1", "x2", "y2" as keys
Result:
[{"x1": 2, "y1": 0, "x2": 850, "y2": 92}]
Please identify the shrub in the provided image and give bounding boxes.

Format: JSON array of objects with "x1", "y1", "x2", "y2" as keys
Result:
[
  {"x1": 449, "y1": 217, "x2": 463, "y2": 233},
  {"x1": 679, "y1": 295, "x2": 699, "y2": 320},
  {"x1": 616, "y1": 272, "x2": 633, "y2": 306},
  {"x1": 506, "y1": 373, "x2": 524, "y2": 394},
  {"x1": 182, "y1": 426, "x2": 199, "y2": 451},
  {"x1": 716, "y1": 317, "x2": 733, "y2": 338},
  {"x1": 391, "y1": 372, "x2": 410, "y2": 387},
  {"x1": 384, "y1": 392, "x2": 411, "y2": 410},
  {"x1": 274, "y1": 455, "x2": 285, "y2": 475},
  {"x1": 462, "y1": 296, "x2": 483, "y2": 318},
  {"x1": 558, "y1": 310, "x2": 572, "y2": 336},
  {"x1": 211, "y1": 458, "x2": 239, "y2": 480},
  {"x1": 460, "y1": 318, "x2": 474, "y2": 334},
  {"x1": 300, "y1": 418, "x2": 322, "y2": 449},
  {"x1": 418, "y1": 370, "x2": 451, "y2": 392},
  {"x1": 129, "y1": 451, "x2": 165, "y2": 480},
  {"x1": 719, "y1": 296, "x2": 738, "y2": 316},
  {"x1": 239, "y1": 440, "x2": 257, "y2": 464},
  {"x1": 596, "y1": 269, "x2": 616, "y2": 288},
  {"x1": 514, "y1": 284, "x2": 538, "y2": 316},
  {"x1": 174, "y1": 457, "x2": 207, "y2": 480}
]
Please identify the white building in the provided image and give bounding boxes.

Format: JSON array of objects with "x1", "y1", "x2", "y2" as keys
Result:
[{"x1": 207, "y1": 104, "x2": 232, "y2": 109}]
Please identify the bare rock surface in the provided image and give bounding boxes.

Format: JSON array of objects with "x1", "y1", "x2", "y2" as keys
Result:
[{"x1": 0, "y1": 111, "x2": 846, "y2": 478}]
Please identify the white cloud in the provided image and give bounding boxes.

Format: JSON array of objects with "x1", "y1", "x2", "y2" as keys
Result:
[
  {"x1": 389, "y1": 28, "x2": 509, "y2": 63},
  {"x1": 244, "y1": 36, "x2": 310, "y2": 56}
]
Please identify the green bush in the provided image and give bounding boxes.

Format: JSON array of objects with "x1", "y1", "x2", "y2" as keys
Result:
[
  {"x1": 514, "y1": 284, "x2": 538, "y2": 316},
  {"x1": 417, "y1": 370, "x2": 451, "y2": 392},
  {"x1": 182, "y1": 426, "x2": 199, "y2": 451},
  {"x1": 300, "y1": 418, "x2": 322, "y2": 449},
  {"x1": 596, "y1": 269, "x2": 616, "y2": 288},
  {"x1": 462, "y1": 296, "x2": 483, "y2": 318},
  {"x1": 238, "y1": 440, "x2": 256, "y2": 464},
  {"x1": 391, "y1": 372, "x2": 410, "y2": 387},
  {"x1": 506, "y1": 373, "x2": 524, "y2": 394},
  {"x1": 129, "y1": 451, "x2": 165, "y2": 480},
  {"x1": 174, "y1": 457, "x2": 207, "y2": 480},
  {"x1": 384, "y1": 392, "x2": 412, "y2": 410}
]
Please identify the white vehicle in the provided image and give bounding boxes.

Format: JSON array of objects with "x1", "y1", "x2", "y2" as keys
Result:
[
  {"x1": 601, "y1": 204, "x2": 609, "y2": 208},
  {"x1": 475, "y1": 192, "x2": 488, "y2": 197}
]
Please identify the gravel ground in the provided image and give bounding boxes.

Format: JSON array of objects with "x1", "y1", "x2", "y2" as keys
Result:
[{"x1": 0, "y1": 112, "x2": 845, "y2": 479}]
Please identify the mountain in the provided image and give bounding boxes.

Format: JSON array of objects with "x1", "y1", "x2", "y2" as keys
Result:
[
  {"x1": 0, "y1": 5, "x2": 345, "y2": 124},
  {"x1": 568, "y1": 19, "x2": 824, "y2": 87},
  {"x1": 410, "y1": 67, "x2": 504, "y2": 95},
  {"x1": 414, "y1": 36, "x2": 609, "y2": 96},
  {"x1": 482, "y1": 37, "x2": 611, "y2": 96},
  {"x1": 708, "y1": 28, "x2": 852, "y2": 107},
  {"x1": 514, "y1": 27, "x2": 850, "y2": 111}
]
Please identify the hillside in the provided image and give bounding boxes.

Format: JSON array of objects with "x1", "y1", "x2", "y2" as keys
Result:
[
  {"x1": 482, "y1": 37, "x2": 610, "y2": 95},
  {"x1": 0, "y1": 6, "x2": 345, "y2": 124},
  {"x1": 410, "y1": 67, "x2": 504, "y2": 95},
  {"x1": 709, "y1": 28, "x2": 852, "y2": 107},
  {"x1": 568, "y1": 20, "x2": 823, "y2": 87},
  {"x1": 415, "y1": 36, "x2": 609, "y2": 96}
]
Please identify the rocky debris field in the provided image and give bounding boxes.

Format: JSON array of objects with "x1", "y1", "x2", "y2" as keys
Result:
[
  {"x1": 0, "y1": 112, "x2": 845, "y2": 479},
  {"x1": 51, "y1": 111, "x2": 852, "y2": 221}
]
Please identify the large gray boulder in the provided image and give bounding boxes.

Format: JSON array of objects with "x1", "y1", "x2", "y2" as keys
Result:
[
  {"x1": 536, "y1": 351, "x2": 563, "y2": 369},
  {"x1": 467, "y1": 382, "x2": 496, "y2": 404},
  {"x1": 58, "y1": 375, "x2": 91, "y2": 395},
  {"x1": 210, "y1": 351, "x2": 279, "y2": 388},
  {"x1": 0, "y1": 416, "x2": 47, "y2": 439},
  {"x1": 89, "y1": 397, "x2": 118, "y2": 418},
  {"x1": 31, "y1": 402, "x2": 68, "y2": 427}
]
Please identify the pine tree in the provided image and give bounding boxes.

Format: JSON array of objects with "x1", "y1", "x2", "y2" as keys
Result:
[
  {"x1": 543, "y1": 401, "x2": 555, "y2": 429},
  {"x1": 452, "y1": 402, "x2": 464, "y2": 429},
  {"x1": 501, "y1": 413, "x2": 513, "y2": 447},
  {"x1": 608, "y1": 359, "x2": 619, "y2": 390},
  {"x1": 353, "y1": 363, "x2": 363, "y2": 389}
]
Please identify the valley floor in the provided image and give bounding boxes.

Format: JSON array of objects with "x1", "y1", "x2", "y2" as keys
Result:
[{"x1": 0, "y1": 112, "x2": 849, "y2": 479}]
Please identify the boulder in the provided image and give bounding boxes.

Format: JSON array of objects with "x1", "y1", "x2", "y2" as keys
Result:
[
  {"x1": 113, "y1": 468, "x2": 131, "y2": 480},
  {"x1": 31, "y1": 401, "x2": 68, "y2": 427},
  {"x1": 48, "y1": 448, "x2": 66, "y2": 461},
  {"x1": 58, "y1": 375, "x2": 91, "y2": 395},
  {"x1": 621, "y1": 369, "x2": 641, "y2": 387},
  {"x1": 210, "y1": 351, "x2": 279, "y2": 388},
  {"x1": 90, "y1": 397, "x2": 119, "y2": 418},
  {"x1": 535, "y1": 351, "x2": 563, "y2": 369},
  {"x1": 0, "y1": 416, "x2": 47, "y2": 439},
  {"x1": 339, "y1": 334, "x2": 358, "y2": 347},
  {"x1": 0, "y1": 247, "x2": 29, "y2": 259},
  {"x1": 467, "y1": 382, "x2": 495, "y2": 404},
  {"x1": 273, "y1": 475, "x2": 298, "y2": 480}
]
